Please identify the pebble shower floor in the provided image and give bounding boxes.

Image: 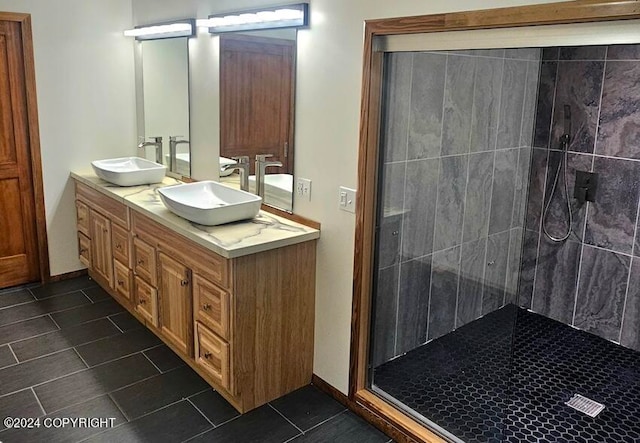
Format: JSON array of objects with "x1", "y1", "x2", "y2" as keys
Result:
[{"x1": 374, "y1": 304, "x2": 640, "y2": 442}]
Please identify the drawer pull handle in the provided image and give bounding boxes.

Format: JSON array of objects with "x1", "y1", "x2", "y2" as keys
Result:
[
  {"x1": 139, "y1": 298, "x2": 147, "y2": 305},
  {"x1": 103, "y1": 228, "x2": 108, "y2": 233},
  {"x1": 202, "y1": 303, "x2": 211, "y2": 311},
  {"x1": 117, "y1": 279, "x2": 124, "y2": 286},
  {"x1": 115, "y1": 243, "x2": 122, "y2": 250},
  {"x1": 181, "y1": 279, "x2": 189, "y2": 287},
  {"x1": 137, "y1": 259, "x2": 144, "y2": 265},
  {"x1": 204, "y1": 352, "x2": 212, "y2": 359},
  {"x1": 79, "y1": 248, "x2": 87, "y2": 254}
]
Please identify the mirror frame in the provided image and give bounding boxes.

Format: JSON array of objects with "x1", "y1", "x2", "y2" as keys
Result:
[{"x1": 349, "y1": 2, "x2": 640, "y2": 442}]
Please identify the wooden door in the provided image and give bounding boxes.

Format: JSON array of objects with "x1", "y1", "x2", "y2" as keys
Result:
[
  {"x1": 220, "y1": 34, "x2": 295, "y2": 175},
  {"x1": 89, "y1": 211, "x2": 113, "y2": 288},
  {"x1": 158, "y1": 252, "x2": 193, "y2": 356},
  {"x1": 0, "y1": 17, "x2": 43, "y2": 288}
]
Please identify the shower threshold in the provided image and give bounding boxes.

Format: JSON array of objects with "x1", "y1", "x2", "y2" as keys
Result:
[{"x1": 372, "y1": 304, "x2": 640, "y2": 442}]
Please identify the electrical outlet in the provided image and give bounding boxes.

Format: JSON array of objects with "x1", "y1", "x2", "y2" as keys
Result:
[
  {"x1": 296, "y1": 178, "x2": 311, "y2": 201},
  {"x1": 339, "y1": 186, "x2": 356, "y2": 213}
]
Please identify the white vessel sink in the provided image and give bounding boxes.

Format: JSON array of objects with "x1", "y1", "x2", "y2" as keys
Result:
[
  {"x1": 92, "y1": 157, "x2": 166, "y2": 187},
  {"x1": 158, "y1": 180, "x2": 262, "y2": 226}
]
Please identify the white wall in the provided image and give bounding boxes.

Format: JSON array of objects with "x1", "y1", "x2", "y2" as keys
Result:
[
  {"x1": 132, "y1": 0, "x2": 563, "y2": 395},
  {"x1": 0, "y1": 0, "x2": 137, "y2": 276}
]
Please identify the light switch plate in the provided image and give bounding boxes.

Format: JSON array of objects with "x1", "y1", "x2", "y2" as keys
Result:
[
  {"x1": 296, "y1": 178, "x2": 311, "y2": 201},
  {"x1": 339, "y1": 186, "x2": 356, "y2": 213}
]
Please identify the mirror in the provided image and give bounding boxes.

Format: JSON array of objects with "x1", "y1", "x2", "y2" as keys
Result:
[
  {"x1": 217, "y1": 29, "x2": 297, "y2": 213},
  {"x1": 139, "y1": 37, "x2": 191, "y2": 177}
]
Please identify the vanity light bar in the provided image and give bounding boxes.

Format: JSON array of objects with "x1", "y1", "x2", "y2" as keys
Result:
[
  {"x1": 123, "y1": 20, "x2": 195, "y2": 41},
  {"x1": 197, "y1": 3, "x2": 309, "y2": 33}
]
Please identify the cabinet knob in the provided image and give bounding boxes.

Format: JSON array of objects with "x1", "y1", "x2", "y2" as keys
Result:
[
  {"x1": 139, "y1": 298, "x2": 147, "y2": 305},
  {"x1": 180, "y1": 279, "x2": 189, "y2": 287},
  {"x1": 115, "y1": 243, "x2": 122, "y2": 250},
  {"x1": 137, "y1": 259, "x2": 144, "y2": 265},
  {"x1": 78, "y1": 217, "x2": 84, "y2": 222},
  {"x1": 202, "y1": 303, "x2": 211, "y2": 311},
  {"x1": 204, "y1": 352, "x2": 212, "y2": 359},
  {"x1": 117, "y1": 279, "x2": 124, "y2": 286},
  {"x1": 103, "y1": 228, "x2": 108, "y2": 233},
  {"x1": 79, "y1": 248, "x2": 87, "y2": 254}
]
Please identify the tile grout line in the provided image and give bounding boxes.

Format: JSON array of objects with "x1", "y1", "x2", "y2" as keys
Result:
[
  {"x1": 618, "y1": 193, "x2": 640, "y2": 343},
  {"x1": 296, "y1": 408, "x2": 348, "y2": 435},
  {"x1": 141, "y1": 350, "x2": 163, "y2": 374},
  {"x1": 107, "y1": 315, "x2": 125, "y2": 333},
  {"x1": 80, "y1": 289, "x2": 96, "y2": 304},
  {"x1": 454, "y1": 52, "x2": 479, "y2": 330},
  {"x1": 392, "y1": 52, "x2": 414, "y2": 356},
  {"x1": 108, "y1": 392, "x2": 131, "y2": 422},
  {"x1": 0, "y1": 348, "x2": 162, "y2": 400},
  {"x1": 424, "y1": 52, "x2": 449, "y2": 344},
  {"x1": 6, "y1": 343, "x2": 19, "y2": 366},
  {"x1": 72, "y1": 347, "x2": 90, "y2": 368},
  {"x1": 268, "y1": 402, "x2": 305, "y2": 434},
  {"x1": 186, "y1": 397, "x2": 216, "y2": 429},
  {"x1": 383, "y1": 143, "x2": 532, "y2": 165},
  {"x1": 479, "y1": 54, "x2": 506, "y2": 316},
  {"x1": 182, "y1": 413, "x2": 245, "y2": 443},
  {"x1": 572, "y1": 49, "x2": 608, "y2": 326},
  {"x1": 0, "y1": 298, "x2": 98, "y2": 330},
  {"x1": 77, "y1": 397, "x2": 190, "y2": 443},
  {"x1": 30, "y1": 387, "x2": 46, "y2": 416}
]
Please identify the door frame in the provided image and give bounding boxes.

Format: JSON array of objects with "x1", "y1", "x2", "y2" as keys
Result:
[
  {"x1": 350, "y1": 1, "x2": 640, "y2": 441},
  {"x1": 0, "y1": 12, "x2": 49, "y2": 283}
]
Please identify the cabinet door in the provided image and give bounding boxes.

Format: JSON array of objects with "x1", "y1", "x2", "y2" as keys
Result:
[
  {"x1": 114, "y1": 259, "x2": 132, "y2": 303},
  {"x1": 78, "y1": 233, "x2": 91, "y2": 268},
  {"x1": 89, "y1": 211, "x2": 113, "y2": 288},
  {"x1": 135, "y1": 276, "x2": 158, "y2": 327},
  {"x1": 158, "y1": 252, "x2": 193, "y2": 357}
]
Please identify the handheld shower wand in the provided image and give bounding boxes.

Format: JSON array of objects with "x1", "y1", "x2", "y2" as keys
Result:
[{"x1": 542, "y1": 105, "x2": 574, "y2": 243}]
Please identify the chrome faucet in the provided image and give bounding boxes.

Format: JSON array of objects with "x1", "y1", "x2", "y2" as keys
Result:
[
  {"x1": 169, "y1": 136, "x2": 189, "y2": 173},
  {"x1": 255, "y1": 154, "x2": 282, "y2": 198},
  {"x1": 137, "y1": 136, "x2": 163, "y2": 164},
  {"x1": 221, "y1": 156, "x2": 250, "y2": 191}
]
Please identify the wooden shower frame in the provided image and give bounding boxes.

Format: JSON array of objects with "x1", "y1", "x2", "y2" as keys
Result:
[{"x1": 350, "y1": 1, "x2": 640, "y2": 441}]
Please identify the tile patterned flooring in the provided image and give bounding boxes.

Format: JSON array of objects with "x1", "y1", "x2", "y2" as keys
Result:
[{"x1": 0, "y1": 276, "x2": 390, "y2": 443}]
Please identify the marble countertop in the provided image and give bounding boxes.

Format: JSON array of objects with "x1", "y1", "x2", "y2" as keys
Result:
[{"x1": 70, "y1": 171, "x2": 320, "y2": 259}]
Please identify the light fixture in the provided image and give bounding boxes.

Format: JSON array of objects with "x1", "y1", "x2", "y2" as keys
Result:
[
  {"x1": 123, "y1": 19, "x2": 196, "y2": 41},
  {"x1": 197, "y1": 3, "x2": 309, "y2": 33}
]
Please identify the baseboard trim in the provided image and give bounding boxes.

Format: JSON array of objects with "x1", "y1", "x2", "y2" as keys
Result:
[
  {"x1": 311, "y1": 374, "x2": 415, "y2": 442},
  {"x1": 48, "y1": 269, "x2": 88, "y2": 283}
]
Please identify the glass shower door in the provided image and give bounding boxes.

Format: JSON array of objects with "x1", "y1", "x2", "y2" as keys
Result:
[{"x1": 368, "y1": 47, "x2": 541, "y2": 442}]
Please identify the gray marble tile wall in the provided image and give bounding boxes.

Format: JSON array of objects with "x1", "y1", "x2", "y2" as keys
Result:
[
  {"x1": 372, "y1": 48, "x2": 540, "y2": 366},
  {"x1": 520, "y1": 44, "x2": 640, "y2": 352}
]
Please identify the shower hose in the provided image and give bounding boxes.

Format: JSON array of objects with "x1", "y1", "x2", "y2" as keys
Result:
[{"x1": 542, "y1": 133, "x2": 573, "y2": 243}]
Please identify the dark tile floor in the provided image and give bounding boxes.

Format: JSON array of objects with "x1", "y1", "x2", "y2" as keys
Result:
[
  {"x1": 374, "y1": 304, "x2": 640, "y2": 443},
  {"x1": 0, "y1": 276, "x2": 390, "y2": 443}
]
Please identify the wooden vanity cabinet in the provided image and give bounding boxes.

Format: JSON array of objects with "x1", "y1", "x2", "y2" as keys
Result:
[
  {"x1": 158, "y1": 253, "x2": 193, "y2": 357},
  {"x1": 74, "y1": 181, "x2": 316, "y2": 414},
  {"x1": 89, "y1": 211, "x2": 113, "y2": 288}
]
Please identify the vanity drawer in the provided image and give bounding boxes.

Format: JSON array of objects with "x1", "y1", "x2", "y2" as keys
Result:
[
  {"x1": 76, "y1": 182, "x2": 129, "y2": 228},
  {"x1": 133, "y1": 237, "x2": 156, "y2": 285},
  {"x1": 135, "y1": 276, "x2": 158, "y2": 327},
  {"x1": 76, "y1": 201, "x2": 90, "y2": 236},
  {"x1": 195, "y1": 322, "x2": 231, "y2": 391},
  {"x1": 111, "y1": 224, "x2": 130, "y2": 267},
  {"x1": 78, "y1": 233, "x2": 91, "y2": 267},
  {"x1": 114, "y1": 260, "x2": 132, "y2": 302},
  {"x1": 194, "y1": 275, "x2": 230, "y2": 340}
]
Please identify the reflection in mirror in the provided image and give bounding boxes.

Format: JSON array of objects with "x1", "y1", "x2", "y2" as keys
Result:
[
  {"x1": 218, "y1": 29, "x2": 296, "y2": 213},
  {"x1": 139, "y1": 37, "x2": 190, "y2": 177}
]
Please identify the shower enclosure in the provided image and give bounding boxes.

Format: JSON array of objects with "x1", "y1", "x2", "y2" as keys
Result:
[{"x1": 350, "y1": 4, "x2": 640, "y2": 442}]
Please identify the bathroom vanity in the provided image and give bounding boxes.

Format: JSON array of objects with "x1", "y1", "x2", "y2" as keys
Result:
[{"x1": 71, "y1": 171, "x2": 319, "y2": 413}]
